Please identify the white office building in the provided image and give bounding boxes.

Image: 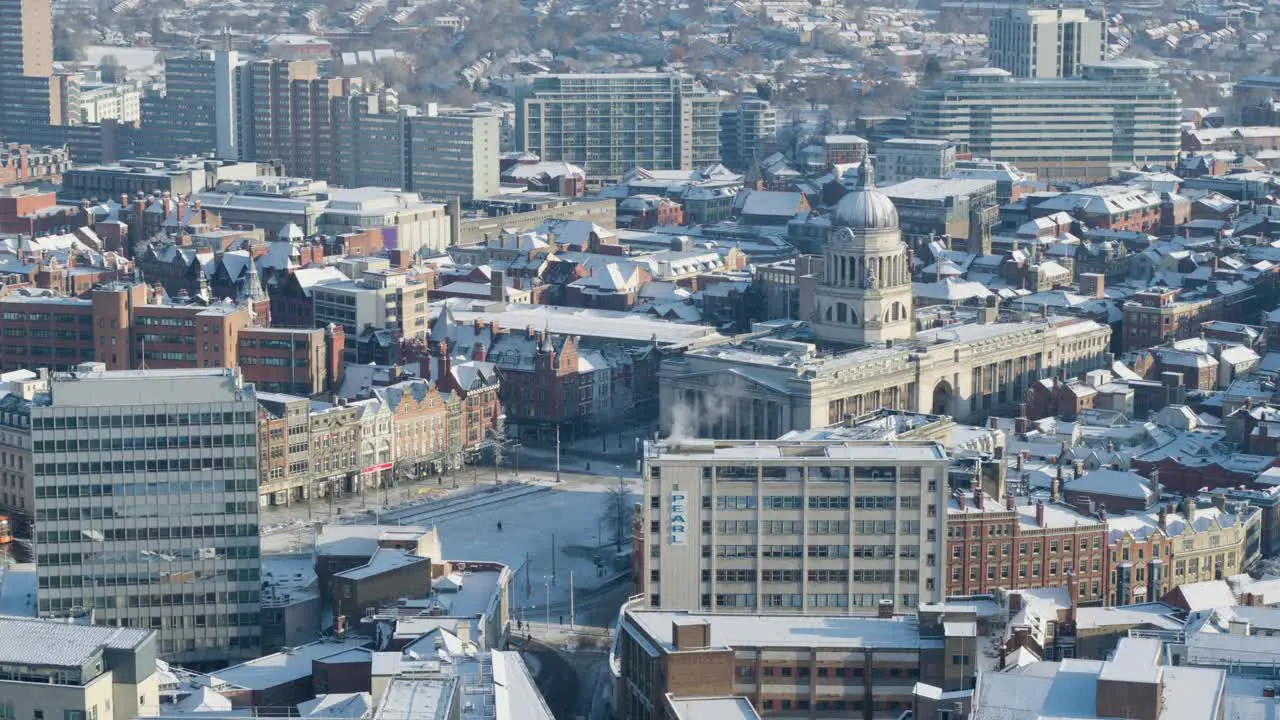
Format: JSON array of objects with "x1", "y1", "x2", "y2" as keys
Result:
[
  {"x1": 642, "y1": 439, "x2": 949, "y2": 614},
  {"x1": 0, "y1": 616, "x2": 159, "y2": 720},
  {"x1": 513, "y1": 72, "x2": 721, "y2": 179},
  {"x1": 910, "y1": 60, "x2": 1181, "y2": 180},
  {"x1": 30, "y1": 365, "x2": 262, "y2": 666},
  {"x1": 406, "y1": 108, "x2": 501, "y2": 201},
  {"x1": 876, "y1": 138, "x2": 957, "y2": 184},
  {"x1": 989, "y1": 7, "x2": 1106, "y2": 79}
]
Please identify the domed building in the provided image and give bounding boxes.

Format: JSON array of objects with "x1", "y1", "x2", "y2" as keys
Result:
[
  {"x1": 658, "y1": 154, "x2": 1114, "y2": 439},
  {"x1": 812, "y1": 160, "x2": 915, "y2": 346}
]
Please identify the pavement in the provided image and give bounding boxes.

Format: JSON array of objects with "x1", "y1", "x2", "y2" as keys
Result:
[{"x1": 255, "y1": 429, "x2": 641, "y2": 720}]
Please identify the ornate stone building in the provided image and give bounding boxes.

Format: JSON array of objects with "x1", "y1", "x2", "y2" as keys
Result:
[{"x1": 659, "y1": 160, "x2": 1112, "y2": 438}]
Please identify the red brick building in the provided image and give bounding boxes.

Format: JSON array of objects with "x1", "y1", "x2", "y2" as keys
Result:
[
  {"x1": 946, "y1": 487, "x2": 1107, "y2": 604},
  {"x1": 0, "y1": 189, "x2": 85, "y2": 236},
  {"x1": 236, "y1": 325, "x2": 345, "y2": 395},
  {"x1": 0, "y1": 143, "x2": 70, "y2": 188},
  {"x1": 0, "y1": 281, "x2": 343, "y2": 395}
]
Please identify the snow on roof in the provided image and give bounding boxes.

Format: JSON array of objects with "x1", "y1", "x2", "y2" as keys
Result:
[
  {"x1": 206, "y1": 638, "x2": 371, "y2": 691},
  {"x1": 740, "y1": 191, "x2": 805, "y2": 218},
  {"x1": 912, "y1": 278, "x2": 993, "y2": 301},
  {"x1": 316, "y1": 525, "x2": 430, "y2": 558},
  {"x1": 1220, "y1": 345, "x2": 1261, "y2": 365},
  {"x1": 0, "y1": 616, "x2": 154, "y2": 668},
  {"x1": 1174, "y1": 580, "x2": 1239, "y2": 611},
  {"x1": 629, "y1": 610, "x2": 941, "y2": 650},
  {"x1": 491, "y1": 649, "x2": 556, "y2": 720},
  {"x1": 334, "y1": 548, "x2": 427, "y2": 581},
  {"x1": 292, "y1": 266, "x2": 350, "y2": 295},
  {"x1": 666, "y1": 697, "x2": 759, "y2": 720},
  {"x1": 1105, "y1": 503, "x2": 1254, "y2": 543},
  {"x1": 1067, "y1": 468, "x2": 1151, "y2": 501},
  {"x1": 1074, "y1": 603, "x2": 1185, "y2": 631},
  {"x1": 298, "y1": 693, "x2": 372, "y2": 719},
  {"x1": 439, "y1": 299, "x2": 721, "y2": 347},
  {"x1": 1035, "y1": 185, "x2": 1162, "y2": 216}
]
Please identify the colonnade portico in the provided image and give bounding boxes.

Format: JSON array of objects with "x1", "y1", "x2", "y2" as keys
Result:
[{"x1": 673, "y1": 388, "x2": 790, "y2": 440}]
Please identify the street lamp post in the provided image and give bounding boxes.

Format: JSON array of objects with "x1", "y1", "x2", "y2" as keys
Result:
[
  {"x1": 544, "y1": 576, "x2": 551, "y2": 632},
  {"x1": 615, "y1": 464, "x2": 624, "y2": 552}
]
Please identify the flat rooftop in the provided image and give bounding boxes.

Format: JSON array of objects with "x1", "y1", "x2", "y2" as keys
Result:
[
  {"x1": 628, "y1": 610, "x2": 942, "y2": 651},
  {"x1": 438, "y1": 299, "x2": 724, "y2": 348},
  {"x1": 374, "y1": 676, "x2": 456, "y2": 720},
  {"x1": 667, "y1": 697, "x2": 760, "y2": 720},
  {"x1": 316, "y1": 525, "x2": 431, "y2": 558},
  {"x1": 0, "y1": 616, "x2": 153, "y2": 668},
  {"x1": 649, "y1": 439, "x2": 947, "y2": 463},
  {"x1": 45, "y1": 367, "x2": 250, "y2": 407},
  {"x1": 882, "y1": 177, "x2": 996, "y2": 201}
]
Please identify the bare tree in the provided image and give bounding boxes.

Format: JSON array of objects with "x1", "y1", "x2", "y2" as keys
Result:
[{"x1": 600, "y1": 484, "x2": 633, "y2": 552}]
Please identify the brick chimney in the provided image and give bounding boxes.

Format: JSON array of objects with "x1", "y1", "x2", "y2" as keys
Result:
[
  {"x1": 1036, "y1": 501, "x2": 1046, "y2": 528},
  {"x1": 1051, "y1": 466, "x2": 1062, "y2": 504},
  {"x1": 1183, "y1": 495, "x2": 1196, "y2": 522},
  {"x1": 1006, "y1": 494, "x2": 1015, "y2": 511},
  {"x1": 957, "y1": 492, "x2": 967, "y2": 511},
  {"x1": 1158, "y1": 505, "x2": 1168, "y2": 531},
  {"x1": 671, "y1": 619, "x2": 711, "y2": 650},
  {"x1": 974, "y1": 488, "x2": 984, "y2": 510}
]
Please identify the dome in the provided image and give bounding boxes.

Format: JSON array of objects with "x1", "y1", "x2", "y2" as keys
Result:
[{"x1": 832, "y1": 159, "x2": 898, "y2": 231}]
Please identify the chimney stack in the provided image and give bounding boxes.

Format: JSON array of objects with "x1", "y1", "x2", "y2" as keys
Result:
[
  {"x1": 1051, "y1": 466, "x2": 1063, "y2": 504},
  {"x1": 1098, "y1": 503, "x2": 1107, "y2": 522},
  {"x1": 1036, "y1": 501, "x2": 1046, "y2": 528},
  {"x1": 1183, "y1": 495, "x2": 1196, "y2": 522},
  {"x1": 957, "y1": 492, "x2": 967, "y2": 511},
  {"x1": 1158, "y1": 505, "x2": 1168, "y2": 530},
  {"x1": 1006, "y1": 494, "x2": 1016, "y2": 511},
  {"x1": 974, "y1": 488, "x2": 984, "y2": 510}
]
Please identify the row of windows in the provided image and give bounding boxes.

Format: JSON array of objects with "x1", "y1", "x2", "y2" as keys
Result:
[
  {"x1": 35, "y1": 434, "x2": 253, "y2": 453},
  {"x1": 712, "y1": 494, "x2": 907, "y2": 511},
  {"x1": 37, "y1": 478, "x2": 256, "y2": 501},
  {"x1": 35, "y1": 458, "x2": 256, "y2": 480},
  {"x1": 713, "y1": 545, "x2": 856, "y2": 559},
  {"x1": 38, "y1": 528, "x2": 262, "y2": 547},
  {"x1": 240, "y1": 356, "x2": 309, "y2": 367},
  {"x1": 31, "y1": 411, "x2": 254, "y2": 430},
  {"x1": 38, "y1": 589, "x2": 260, "y2": 612},
  {"x1": 708, "y1": 592, "x2": 907, "y2": 608}
]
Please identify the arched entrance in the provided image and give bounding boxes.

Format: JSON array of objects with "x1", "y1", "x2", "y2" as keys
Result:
[{"x1": 931, "y1": 380, "x2": 954, "y2": 417}]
